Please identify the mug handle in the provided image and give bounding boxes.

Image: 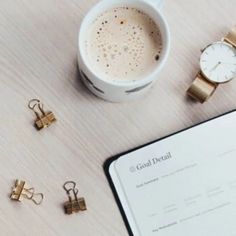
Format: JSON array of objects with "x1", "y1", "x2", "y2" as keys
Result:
[{"x1": 145, "y1": 0, "x2": 164, "y2": 9}]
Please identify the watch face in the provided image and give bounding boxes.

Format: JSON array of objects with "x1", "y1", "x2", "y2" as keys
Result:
[{"x1": 200, "y1": 42, "x2": 236, "y2": 83}]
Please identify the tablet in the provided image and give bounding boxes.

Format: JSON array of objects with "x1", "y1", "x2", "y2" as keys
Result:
[{"x1": 104, "y1": 110, "x2": 236, "y2": 236}]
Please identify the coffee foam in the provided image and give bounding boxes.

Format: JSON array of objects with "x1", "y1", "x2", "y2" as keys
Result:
[{"x1": 84, "y1": 7, "x2": 163, "y2": 82}]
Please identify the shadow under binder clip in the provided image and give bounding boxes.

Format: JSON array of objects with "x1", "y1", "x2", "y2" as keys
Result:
[
  {"x1": 63, "y1": 181, "x2": 87, "y2": 215},
  {"x1": 10, "y1": 180, "x2": 44, "y2": 205},
  {"x1": 28, "y1": 99, "x2": 56, "y2": 130}
]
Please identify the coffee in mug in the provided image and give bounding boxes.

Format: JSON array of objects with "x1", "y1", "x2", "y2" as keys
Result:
[{"x1": 84, "y1": 7, "x2": 163, "y2": 82}]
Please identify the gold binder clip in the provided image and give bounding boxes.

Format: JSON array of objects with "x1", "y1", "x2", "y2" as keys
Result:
[
  {"x1": 10, "y1": 180, "x2": 44, "y2": 205},
  {"x1": 63, "y1": 181, "x2": 87, "y2": 215},
  {"x1": 28, "y1": 99, "x2": 56, "y2": 130}
]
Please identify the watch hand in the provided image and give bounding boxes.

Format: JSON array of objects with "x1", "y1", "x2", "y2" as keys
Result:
[
  {"x1": 210, "y1": 62, "x2": 221, "y2": 72},
  {"x1": 220, "y1": 62, "x2": 236, "y2": 65}
]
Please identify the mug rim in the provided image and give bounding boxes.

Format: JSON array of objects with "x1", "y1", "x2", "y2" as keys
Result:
[{"x1": 78, "y1": 0, "x2": 170, "y2": 88}]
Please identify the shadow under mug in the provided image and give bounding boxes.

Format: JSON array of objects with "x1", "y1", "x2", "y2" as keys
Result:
[{"x1": 78, "y1": 0, "x2": 170, "y2": 102}]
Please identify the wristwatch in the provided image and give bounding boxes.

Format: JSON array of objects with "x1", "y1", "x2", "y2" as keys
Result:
[{"x1": 187, "y1": 26, "x2": 236, "y2": 103}]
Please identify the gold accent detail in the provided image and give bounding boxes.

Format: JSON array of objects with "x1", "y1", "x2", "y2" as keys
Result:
[
  {"x1": 187, "y1": 73, "x2": 218, "y2": 103},
  {"x1": 224, "y1": 26, "x2": 236, "y2": 47},
  {"x1": 10, "y1": 180, "x2": 44, "y2": 205},
  {"x1": 28, "y1": 99, "x2": 56, "y2": 130},
  {"x1": 187, "y1": 26, "x2": 236, "y2": 103},
  {"x1": 63, "y1": 181, "x2": 87, "y2": 215}
]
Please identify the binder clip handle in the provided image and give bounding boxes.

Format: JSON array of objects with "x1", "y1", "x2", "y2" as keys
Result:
[
  {"x1": 68, "y1": 188, "x2": 79, "y2": 202},
  {"x1": 31, "y1": 192, "x2": 44, "y2": 205},
  {"x1": 23, "y1": 187, "x2": 44, "y2": 205},
  {"x1": 22, "y1": 187, "x2": 34, "y2": 200},
  {"x1": 63, "y1": 181, "x2": 79, "y2": 203},
  {"x1": 63, "y1": 181, "x2": 77, "y2": 193},
  {"x1": 28, "y1": 99, "x2": 46, "y2": 119}
]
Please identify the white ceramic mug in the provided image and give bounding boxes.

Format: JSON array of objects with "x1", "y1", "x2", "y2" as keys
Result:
[{"x1": 78, "y1": 0, "x2": 170, "y2": 102}]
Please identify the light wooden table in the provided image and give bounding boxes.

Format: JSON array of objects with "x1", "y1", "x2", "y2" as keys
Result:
[{"x1": 0, "y1": 0, "x2": 236, "y2": 235}]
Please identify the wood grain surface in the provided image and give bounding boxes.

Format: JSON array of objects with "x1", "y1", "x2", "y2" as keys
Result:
[{"x1": 0, "y1": 0, "x2": 236, "y2": 235}]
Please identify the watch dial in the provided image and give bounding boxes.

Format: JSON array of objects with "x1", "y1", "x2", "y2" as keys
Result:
[{"x1": 200, "y1": 42, "x2": 236, "y2": 83}]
